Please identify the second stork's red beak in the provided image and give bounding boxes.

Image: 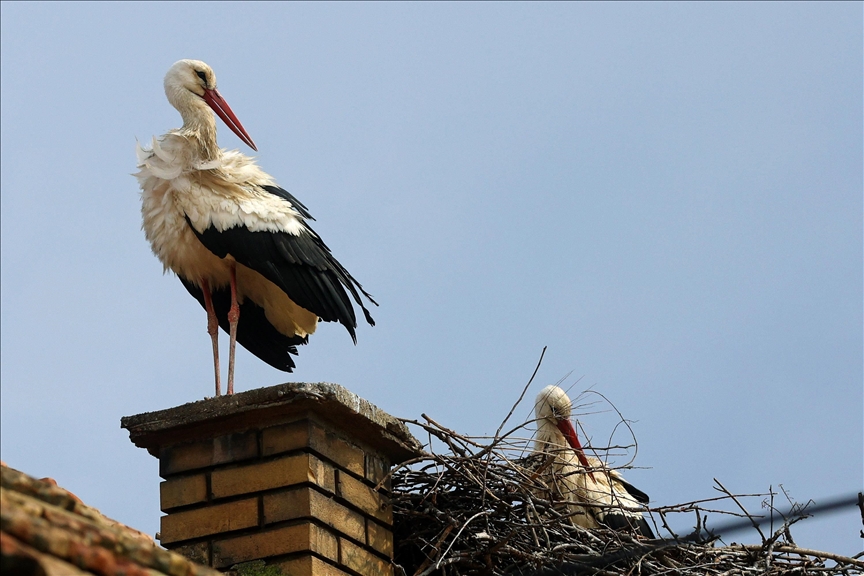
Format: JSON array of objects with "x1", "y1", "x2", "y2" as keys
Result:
[
  {"x1": 203, "y1": 88, "x2": 257, "y2": 151},
  {"x1": 556, "y1": 418, "x2": 595, "y2": 476}
]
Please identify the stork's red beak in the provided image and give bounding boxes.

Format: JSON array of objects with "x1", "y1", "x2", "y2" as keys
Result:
[
  {"x1": 556, "y1": 418, "x2": 594, "y2": 474},
  {"x1": 203, "y1": 88, "x2": 258, "y2": 151}
]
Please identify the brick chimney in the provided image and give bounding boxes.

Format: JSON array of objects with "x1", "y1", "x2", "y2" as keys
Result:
[{"x1": 121, "y1": 383, "x2": 422, "y2": 576}]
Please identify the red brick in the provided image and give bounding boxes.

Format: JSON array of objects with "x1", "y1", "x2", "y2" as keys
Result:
[
  {"x1": 262, "y1": 420, "x2": 364, "y2": 476},
  {"x1": 336, "y1": 471, "x2": 392, "y2": 525},
  {"x1": 159, "y1": 431, "x2": 257, "y2": 476},
  {"x1": 212, "y1": 523, "x2": 338, "y2": 569},
  {"x1": 272, "y1": 556, "x2": 351, "y2": 576},
  {"x1": 263, "y1": 487, "x2": 365, "y2": 542},
  {"x1": 366, "y1": 519, "x2": 393, "y2": 558},
  {"x1": 160, "y1": 497, "x2": 258, "y2": 544},
  {"x1": 160, "y1": 474, "x2": 207, "y2": 510},
  {"x1": 339, "y1": 537, "x2": 392, "y2": 576},
  {"x1": 211, "y1": 453, "x2": 334, "y2": 499}
]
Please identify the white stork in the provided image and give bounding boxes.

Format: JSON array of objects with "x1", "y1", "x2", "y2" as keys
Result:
[
  {"x1": 137, "y1": 59, "x2": 375, "y2": 396},
  {"x1": 533, "y1": 385, "x2": 654, "y2": 538}
]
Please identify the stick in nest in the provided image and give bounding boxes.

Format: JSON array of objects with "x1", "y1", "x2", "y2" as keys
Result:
[{"x1": 390, "y1": 349, "x2": 861, "y2": 575}]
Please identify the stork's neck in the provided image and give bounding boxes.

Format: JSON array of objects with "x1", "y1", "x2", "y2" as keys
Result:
[
  {"x1": 167, "y1": 86, "x2": 221, "y2": 162},
  {"x1": 179, "y1": 108, "x2": 220, "y2": 162},
  {"x1": 535, "y1": 419, "x2": 566, "y2": 451}
]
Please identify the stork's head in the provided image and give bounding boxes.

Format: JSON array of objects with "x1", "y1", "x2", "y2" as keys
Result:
[
  {"x1": 164, "y1": 59, "x2": 257, "y2": 151},
  {"x1": 535, "y1": 385, "x2": 593, "y2": 470}
]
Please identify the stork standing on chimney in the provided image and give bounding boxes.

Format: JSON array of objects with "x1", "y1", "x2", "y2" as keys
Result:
[
  {"x1": 533, "y1": 385, "x2": 655, "y2": 538},
  {"x1": 137, "y1": 59, "x2": 375, "y2": 396}
]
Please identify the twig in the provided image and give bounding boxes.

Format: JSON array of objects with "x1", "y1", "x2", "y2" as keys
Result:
[
  {"x1": 494, "y1": 346, "x2": 546, "y2": 440},
  {"x1": 431, "y1": 511, "x2": 492, "y2": 573},
  {"x1": 413, "y1": 524, "x2": 456, "y2": 576},
  {"x1": 737, "y1": 544, "x2": 864, "y2": 569},
  {"x1": 391, "y1": 372, "x2": 858, "y2": 576},
  {"x1": 714, "y1": 478, "x2": 766, "y2": 543}
]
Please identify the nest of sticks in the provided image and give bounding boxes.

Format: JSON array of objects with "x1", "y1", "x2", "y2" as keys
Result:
[{"x1": 388, "y1": 365, "x2": 863, "y2": 575}]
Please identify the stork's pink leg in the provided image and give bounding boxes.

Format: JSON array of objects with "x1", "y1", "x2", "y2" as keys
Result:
[
  {"x1": 200, "y1": 279, "x2": 221, "y2": 397},
  {"x1": 226, "y1": 262, "x2": 240, "y2": 395}
]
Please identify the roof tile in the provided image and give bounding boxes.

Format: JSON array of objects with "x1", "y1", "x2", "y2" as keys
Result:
[{"x1": 0, "y1": 464, "x2": 220, "y2": 576}]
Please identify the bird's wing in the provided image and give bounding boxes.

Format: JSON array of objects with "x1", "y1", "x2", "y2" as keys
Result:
[
  {"x1": 591, "y1": 468, "x2": 656, "y2": 539},
  {"x1": 606, "y1": 468, "x2": 650, "y2": 504},
  {"x1": 261, "y1": 185, "x2": 314, "y2": 220},
  {"x1": 598, "y1": 509, "x2": 656, "y2": 539},
  {"x1": 617, "y1": 478, "x2": 650, "y2": 505},
  {"x1": 185, "y1": 185, "x2": 376, "y2": 340}
]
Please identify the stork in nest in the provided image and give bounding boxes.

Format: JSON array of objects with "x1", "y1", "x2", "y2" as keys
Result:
[{"x1": 532, "y1": 385, "x2": 654, "y2": 538}]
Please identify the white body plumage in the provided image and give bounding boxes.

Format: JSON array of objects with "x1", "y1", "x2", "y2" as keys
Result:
[{"x1": 137, "y1": 135, "x2": 318, "y2": 338}]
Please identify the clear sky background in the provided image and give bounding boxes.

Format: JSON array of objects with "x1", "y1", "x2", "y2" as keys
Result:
[{"x1": 1, "y1": 2, "x2": 861, "y2": 556}]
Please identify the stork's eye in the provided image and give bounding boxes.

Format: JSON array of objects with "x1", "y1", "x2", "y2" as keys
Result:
[{"x1": 195, "y1": 70, "x2": 207, "y2": 83}]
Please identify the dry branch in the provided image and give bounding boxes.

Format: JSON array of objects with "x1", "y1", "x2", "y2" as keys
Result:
[{"x1": 391, "y1": 378, "x2": 861, "y2": 575}]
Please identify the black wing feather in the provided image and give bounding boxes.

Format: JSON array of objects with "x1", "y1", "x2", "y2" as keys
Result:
[
  {"x1": 185, "y1": 187, "x2": 376, "y2": 339},
  {"x1": 600, "y1": 512, "x2": 655, "y2": 539},
  {"x1": 180, "y1": 278, "x2": 307, "y2": 372},
  {"x1": 261, "y1": 185, "x2": 314, "y2": 220},
  {"x1": 617, "y1": 478, "x2": 650, "y2": 504}
]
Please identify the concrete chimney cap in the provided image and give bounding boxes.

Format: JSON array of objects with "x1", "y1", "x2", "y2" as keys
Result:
[{"x1": 121, "y1": 382, "x2": 423, "y2": 462}]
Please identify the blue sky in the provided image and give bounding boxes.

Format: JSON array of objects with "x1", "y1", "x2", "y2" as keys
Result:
[{"x1": 1, "y1": 2, "x2": 861, "y2": 556}]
